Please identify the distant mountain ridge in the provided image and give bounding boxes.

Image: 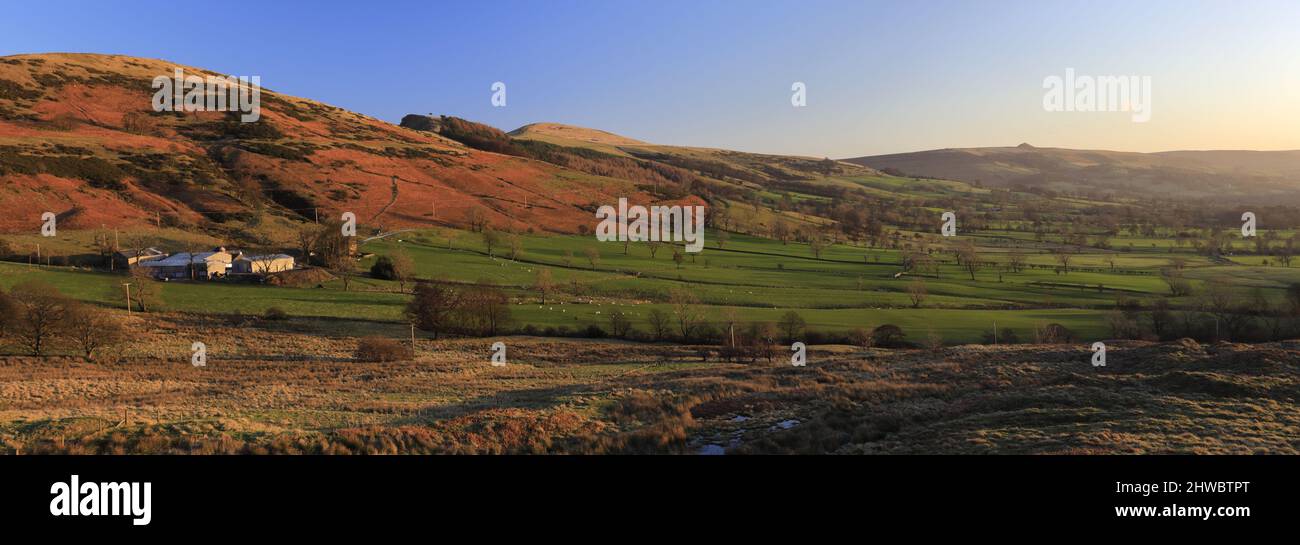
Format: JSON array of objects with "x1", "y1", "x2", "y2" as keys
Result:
[{"x1": 845, "y1": 145, "x2": 1300, "y2": 202}]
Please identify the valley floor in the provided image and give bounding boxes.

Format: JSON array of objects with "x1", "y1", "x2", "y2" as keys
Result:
[{"x1": 1, "y1": 314, "x2": 1297, "y2": 454}]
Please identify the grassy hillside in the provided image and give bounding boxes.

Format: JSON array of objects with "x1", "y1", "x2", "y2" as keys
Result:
[{"x1": 0, "y1": 54, "x2": 653, "y2": 242}]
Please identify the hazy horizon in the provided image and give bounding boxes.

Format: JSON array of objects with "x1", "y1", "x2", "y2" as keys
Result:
[{"x1": 2, "y1": 0, "x2": 1297, "y2": 157}]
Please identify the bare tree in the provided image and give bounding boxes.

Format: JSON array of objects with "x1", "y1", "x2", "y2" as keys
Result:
[
  {"x1": 507, "y1": 233, "x2": 523, "y2": 260},
  {"x1": 906, "y1": 278, "x2": 928, "y2": 308},
  {"x1": 387, "y1": 252, "x2": 413, "y2": 293},
  {"x1": 1053, "y1": 249, "x2": 1073, "y2": 274},
  {"x1": 1160, "y1": 268, "x2": 1193, "y2": 296},
  {"x1": 809, "y1": 236, "x2": 827, "y2": 258},
  {"x1": 957, "y1": 242, "x2": 980, "y2": 280},
  {"x1": 296, "y1": 227, "x2": 318, "y2": 262},
  {"x1": 313, "y1": 220, "x2": 356, "y2": 290},
  {"x1": 777, "y1": 310, "x2": 806, "y2": 344},
  {"x1": 607, "y1": 309, "x2": 632, "y2": 338},
  {"x1": 63, "y1": 303, "x2": 127, "y2": 359},
  {"x1": 466, "y1": 206, "x2": 489, "y2": 233},
  {"x1": 670, "y1": 288, "x2": 704, "y2": 342},
  {"x1": 9, "y1": 280, "x2": 70, "y2": 356},
  {"x1": 521, "y1": 269, "x2": 550, "y2": 306},
  {"x1": 127, "y1": 267, "x2": 163, "y2": 312},
  {"x1": 482, "y1": 228, "x2": 500, "y2": 257},
  {"x1": 1200, "y1": 278, "x2": 1250, "y2": 341},
  {"x1": 584, "y1": 246, "x2": 600, "y2": 270},
  {"x1": 773, "y1": 218, "x2": 791, "y2": 244},
  {"x1": 405, "y1": 280, "x2": 461, "y2": 339},
  {"x1": 1006, "y1": 247, "x2": 1027, "y2": 273},
  {"x1": 647, "y1": 309, "x2": 671, "y2": 341},
  {"x1": 330, "y1": 253, "x2": 356, "y2": 291},
  {"x1": 458, "y1": 279, "x2": 513, "y2": 336}
]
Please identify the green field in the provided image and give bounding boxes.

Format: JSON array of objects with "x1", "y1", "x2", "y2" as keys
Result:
[{"x1": 6, "y1": 222, "x2": 1298, "y2": 345}]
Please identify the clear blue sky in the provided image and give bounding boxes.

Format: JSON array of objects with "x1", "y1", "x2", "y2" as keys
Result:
[{"x1": 3, "y1": 0, "x2": 1297, "y2": 156}]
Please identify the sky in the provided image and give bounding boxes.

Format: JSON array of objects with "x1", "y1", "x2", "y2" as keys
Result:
[{"x1": 2, "y1": 0, "x2": 1297, "y2": 157}]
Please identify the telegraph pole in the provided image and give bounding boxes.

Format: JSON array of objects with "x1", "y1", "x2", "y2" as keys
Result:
[{"x1": 121, "y1": 282, "x2": 132, "y2": 315}]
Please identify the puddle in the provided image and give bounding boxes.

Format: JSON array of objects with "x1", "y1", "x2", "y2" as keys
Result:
[{"x1": 698, "y1": 444, "x2": 726, "y2": 455}]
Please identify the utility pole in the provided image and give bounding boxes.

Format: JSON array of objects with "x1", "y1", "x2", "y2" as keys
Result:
[
  {"x1": 122, "y1": 282, "x2": 132, "y2": 315},
  {"x1": 993, "y1": 320, "x2": 998, "y2": 345},
  {"x1": 410, "y1": 323, "x2": 416, "y2": 352}
]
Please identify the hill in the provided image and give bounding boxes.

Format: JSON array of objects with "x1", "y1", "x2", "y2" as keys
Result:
[
  {"x1": 508, "y1": 120, "x2": 879, "y2": 182},
  {"x1": 0, "y1": 53, "x2": 652, "y2": 240},
  {"x1": 845, "y1": 145, "x2": 1300, "y2": 203},
  {"x1": 509, "y1": 122, "x2": 649, "y2": 146}
]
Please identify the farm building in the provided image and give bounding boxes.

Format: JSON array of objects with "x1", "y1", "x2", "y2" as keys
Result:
[
  {"x1": 113, "y1": 247, "x2": 165, "y2": 269},
  {"x1": 232, "y1": 254, "x2": 295, "y2": 275},
  {"x1": 136, "y1": 248, "x2": 234, "y2": 280}
]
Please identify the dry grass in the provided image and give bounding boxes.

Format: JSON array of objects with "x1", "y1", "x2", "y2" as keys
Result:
[{"x1": 2, "y1": 313, "x2": 1298, "y2": 454}]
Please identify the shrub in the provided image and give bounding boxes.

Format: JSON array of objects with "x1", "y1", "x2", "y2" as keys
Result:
[
  {"x1": 585, "y1": 324, "x2": 607, "y2": 338},
  {"x1": 848, "y1": 327, "x2": 873, "y2": 348},
  {"x1": 121, "y1": 111, "x2": 159, "y2": 135},
  {"x1": 872, "y1": 324, "x2": 908, "y2": 348},
  {"x1": 981, "y1": 328, "x2": 1020, "y2": 344},
  {"x1": 354, "y1": 337, "x2": 412, "y2": 362},
  {"x1": 262, "y1": 307, "x2": 288, "y2": 320},
  {"x1": 1035, "y1": 323, "x2": 1075, "y2": 344},
  {"x1": 371, "y1": 255, "x2": 398, "y2": 280}
]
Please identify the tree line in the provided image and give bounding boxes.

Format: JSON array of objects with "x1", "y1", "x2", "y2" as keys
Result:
[{"x1": 0, "y1": 281, "x2": 127, "y2": 358}]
